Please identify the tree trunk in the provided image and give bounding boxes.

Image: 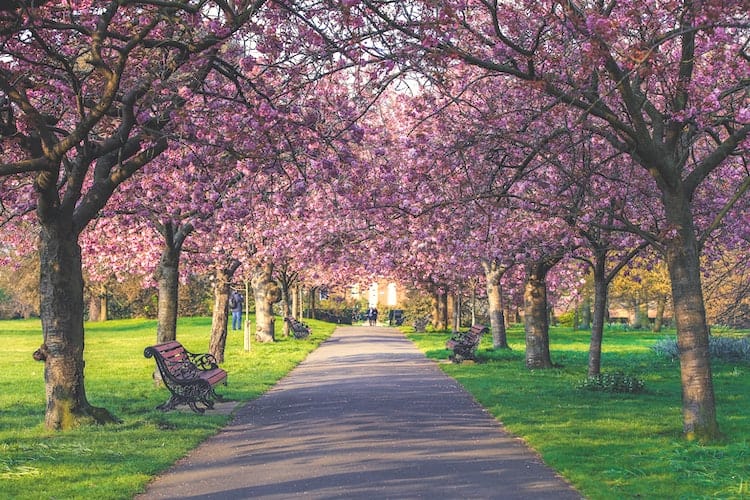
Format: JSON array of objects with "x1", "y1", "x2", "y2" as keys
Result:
[
  {"x1": 653, "y1": 295, "x2": 666, "y2": 332},
  {"x1": 524, "y1": 260, "x2": 555, "y2": 369},
  {"x1": 99, "y1": 291, "x2": 108, "y2": 322},
  {"x1": 155, "y1": 245, "x2": 179, "y2": 345},
  {"x1": 470, "y1": 282, "x2": 477, "y2": 326},
  {"x1": 663, "y1": 193, "x2": 718, "y2": 441},
  {"x1": 154, "y1": 222, "x2": 192, "y2": 349},
  {"x1": 88, "y1": 287, "x2": 101, "y2": 322},
  {"x1": 38, "y1": 222, "x2": 117, "y2": 429},
  {"x1": 447, "y1": 293, "x2": 456, "y2": 332},
  {"x1": 430, "y1": 290, "x2": 441, "y2": 329},
  {"x1": 209, "y1": 259, "x2": 240, "y2": 363},
  {"x1": 278, "y1": 274, "x2": 294, "y2": 338},
  {"x1": 452, "y1": 292, "x2": 461, "y2": 332},
  {"x1": 438, "y1": 290, "x2": 448, "y2": 330},
  {"x1": 252, "y1": 262, "x2": 280, "y2": 343},
  {"x1": 482, "y1": 259, "x2": 509, "y2": 349},
  {"x1": 581, "y1": 296, "x2": 592, "y2": 329},
  {"x1": 292, "y1": 285, "x2": 301, "y2": 319},
  {"x1": 308, "y1": 287, "x2": 317, "y2": 319},
  {"x1": 87, "y1": 283, "x2": 107, "y2": 322},
  {"x1": 588, "y1": 254, "x2": 608, "y2": 376}
]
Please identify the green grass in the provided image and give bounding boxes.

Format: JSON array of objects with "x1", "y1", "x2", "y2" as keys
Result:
[
  {"x1": 4, "y1": 319, "x2": 748, "y2": 499},
  {"x1": 408, "y1": 326, "x2": 750, "y2": 500},
  {"x1": 0, "y1": 316, "x2": 336, "y2": 500}
]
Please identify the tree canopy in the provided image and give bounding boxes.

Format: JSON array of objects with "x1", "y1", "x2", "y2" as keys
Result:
[{"x1": 0, "y1": 0, "x2": 748, "y2": 440}]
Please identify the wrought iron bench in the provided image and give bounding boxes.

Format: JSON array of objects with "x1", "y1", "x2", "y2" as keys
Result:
[
  {"x1": 285, "y1": 316, "x2": 311, "y2": 339},
  {"x1": 144, "y1": 341, "x2": 227, "y2": 413},
  {"x1": 445, "y1": 324, "x2": 489, "y2": 363}
]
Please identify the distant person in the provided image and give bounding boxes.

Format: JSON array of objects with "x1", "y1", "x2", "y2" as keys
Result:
[
  {"x1": 367, "y1": 306, "x2": 378, "y2": 326},
  {"x1": 229, "y1": 290, "x2": 243, "y2": 330}
]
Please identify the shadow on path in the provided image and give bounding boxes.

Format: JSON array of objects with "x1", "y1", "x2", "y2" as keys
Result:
[{"x1": 137, "y1": 326, "x2": 582, "y2": 499}]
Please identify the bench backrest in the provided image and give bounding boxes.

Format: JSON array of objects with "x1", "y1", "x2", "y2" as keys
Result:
[
  {"x1": 469, "y1": 324, "x2": 489, "y2": 337},
  {"x1": 462, "y1": 324, "x2": 488, "y2": 345},
  {"x1": 147, "y1": 341, "x2": 199, "y2": 380}
]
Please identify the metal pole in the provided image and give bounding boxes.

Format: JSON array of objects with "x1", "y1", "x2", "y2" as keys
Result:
[{"x1": 244, "y1": 279, "x2": 251, "y2": 351}]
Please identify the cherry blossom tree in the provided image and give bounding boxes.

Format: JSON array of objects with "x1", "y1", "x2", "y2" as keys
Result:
[
  {"x1": 0, "y1": 1, "x2": 292, "y2": 430},
  {"x1": 330, "y1": 0, "x2": 749, "y2": 442}
]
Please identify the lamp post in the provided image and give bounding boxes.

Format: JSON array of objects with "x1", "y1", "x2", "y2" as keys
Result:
[{"x1": 243, "y1": 279, "x2": 251, "y2": 351}]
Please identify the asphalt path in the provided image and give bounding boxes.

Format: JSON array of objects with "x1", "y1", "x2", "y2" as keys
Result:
[{"x1": 137, "y1": 325, "x2": 582, "y2": 499}]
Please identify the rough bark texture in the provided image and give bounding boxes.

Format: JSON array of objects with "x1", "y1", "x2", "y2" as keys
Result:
[
  {"x1": 524, "y1": 261, "x2": 554, "y2": 369},
  {"x1": 664, "y1": 194, "x2": 718, "y2": 441},
  {"x1": 208, "y1": 259, "x2": 240, "y2": 363},
  {"x1": 588, "y1": 256, "x2": 608, "y2": 376},
  {"x1": 482, "y1": 259, "x2": 509, "y2": 349},
  {"x1": 252, "y1": 262, "x2": 281, "y2": 343},
  {"x1": 155, "y1": 246, "x2": 179, "y2": 345},
  {"x1": 38, "y1": 222, "x2": 118, "y2": 429}
]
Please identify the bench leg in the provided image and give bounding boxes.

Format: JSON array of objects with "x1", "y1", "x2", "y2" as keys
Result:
[
  {"x1": 156, "y1": 387, "x2": 222, "y2": 413},
  {"x1": 156, "y1": 395, "x2": 183, "y2": 412}
]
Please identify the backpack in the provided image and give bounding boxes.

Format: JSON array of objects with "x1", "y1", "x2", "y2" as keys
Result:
[{"x1": 229, "y1": 294, "x2": 238, "y2": 308}]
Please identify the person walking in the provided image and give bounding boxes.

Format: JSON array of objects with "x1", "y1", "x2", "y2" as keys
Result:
[
  {"x1": 367, "y1": 306, "x2": 378, "y2": 326},
  {"x1": 229, "y1": 290, "x2": 243, "y2": 330}
]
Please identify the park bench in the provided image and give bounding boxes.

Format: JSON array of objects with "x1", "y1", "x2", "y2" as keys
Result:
[
  {"x1": 285, "y1": 316, "x2": 311, "y2": 339},
  {"x1": 445, "y1": 324, "x2": 489, "y2": 363},
  {"x1": 144, "y1": 341, "x2": 227, "y2": 413}
]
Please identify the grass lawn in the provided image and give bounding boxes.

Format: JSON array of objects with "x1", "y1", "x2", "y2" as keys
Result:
[
  {"x1": 0, "y1": 316, "x2": 336, "y2": 500},
  {"x1": 409, "y1": 325, "x2": 750, "y2": 500}
]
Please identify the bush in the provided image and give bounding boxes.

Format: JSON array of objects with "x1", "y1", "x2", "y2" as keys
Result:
[
  {"x1": 576, "y1": 371, "x2": 645, "y2": 393},
  {"x1": 556, "y1": 310, "x2": 575, "y2": 327},
  {"x1": 652, "y1": 335, "x2": 750, "y2": 363}
]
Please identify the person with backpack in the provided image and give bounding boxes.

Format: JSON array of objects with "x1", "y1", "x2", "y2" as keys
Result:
[{"x1": 229, "y1": 290, "x2": 243, "y2": 330}]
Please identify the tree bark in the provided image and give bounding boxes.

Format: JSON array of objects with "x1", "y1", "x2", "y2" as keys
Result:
[
  {"x1": 154, "y1": 222, "x2": 192, "y2": 346},
  {"x1": 434, "y1": 289, "x2": 448, "y2": 330},
  {"x1": 308, "y1": 286, "x2": 317, "y2": 319},
  {"x1": 155, "y1": 245, "x2": 180, "y2": 345},
  {"x1": 524, "y1": 260, "x2": 556, "y2": 369},
  {"x1": 38, "y1": 222, "x2": 118, "y2": 429},
  {"x1": 653, "y1": 295, "x2": 666, "y2": 332},
  {"x1": 588, "y1": 254, "x2": 608, "y2": 376},
  {"x1": 447, "y1": 293, "x2": 456, "y2": 332},
  {"x1": 663, "y1": 193, "x2": 718, "y2": 441},
  {"x1": 252, "y1": 262, "x2": 280, "y2": 343},
  {"x1": 292, "y1": 285, "x2": 301, "y2": 319},
  {"x1": 277, "y1": 267, "x2": 297, "y2": 338},
  {"x1": 88, "y1": 288, "x2": 101, "y2": 322},
  {"x1": 99, "y1": 291, "x2": 108, "y2": 322},
  {"x1": 209, "y1": 259, "x2": 241, "y2": 363},
  {"x1": 482, "y1": 259, "x2": 509, "y2": 349},
  {"x1": 581, "y1": 296, "x2": 591, "y2": 329}
]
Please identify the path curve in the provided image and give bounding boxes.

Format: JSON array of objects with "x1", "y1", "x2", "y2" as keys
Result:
[{"x1": 137, "y1": 326, "x2": 582, "y2": 499}]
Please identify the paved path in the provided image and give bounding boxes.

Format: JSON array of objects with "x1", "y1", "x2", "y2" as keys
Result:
[{"x1": 137, "y1": 326, "x2": 582, "y2": 499}]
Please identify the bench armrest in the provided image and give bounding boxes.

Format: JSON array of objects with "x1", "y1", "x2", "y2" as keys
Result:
[{"x1": 186, "y1": 351, "x2": 220, "y2": 371}]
